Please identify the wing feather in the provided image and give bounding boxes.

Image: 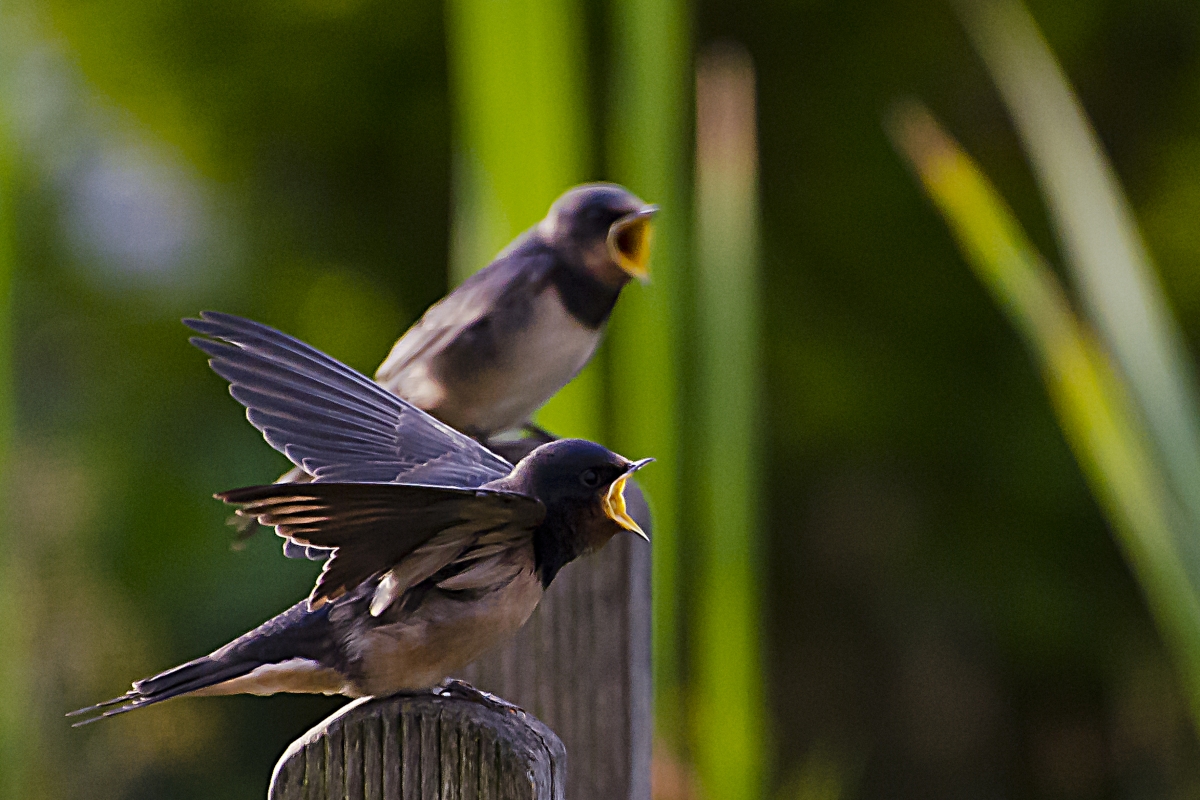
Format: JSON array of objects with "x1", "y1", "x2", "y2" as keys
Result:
[
  {"x1": 217, "y1": 482, "x2": 544, "y2": 609},
  {"x1": 374, "y1": 240, "x2": 554, "y2": 395},
  {"x1": 185, "y1": 312, "x2": 513, "y2": 487}
]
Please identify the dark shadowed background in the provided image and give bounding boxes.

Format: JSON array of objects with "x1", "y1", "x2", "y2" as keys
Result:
[{"x1": 2, "y1": 0, "x2": 1200, "y2": 798}]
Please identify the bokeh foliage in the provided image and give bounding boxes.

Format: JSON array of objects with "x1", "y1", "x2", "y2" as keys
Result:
[
  {"x1": 0, "y1": 34, "x2": 22, "y2": 796},
  {"x1": 894, "y1": 0, "x2": 1200, "y2": 742},
  {"x1": 4, "y1": 0, "x2": 1200, "y2": 798},
  {"x1": 606, "y1": 0, "x2": 690, "y2": 754},
  {"x1": 446, "y1": 0, "x2": 601, "y2": 440},
  {"x1": 892, "y1": 98, "x2": 1200, "y2": 732},
  {"x1": 691, "y1": 45, "x2": 765, "y2": 800}
]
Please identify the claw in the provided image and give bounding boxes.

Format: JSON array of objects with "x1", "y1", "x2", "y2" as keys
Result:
[{"x1": 435, "y1": 679, "x2": 525, "y2": 715}]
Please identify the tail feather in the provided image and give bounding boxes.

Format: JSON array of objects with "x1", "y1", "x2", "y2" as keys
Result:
[
  {"x1": 68, "y1": 598, "x2": 341, "y2": 726},
  {"x1": 133, "y1": 653, "x2": 252, "y2": 697},
  {"x1": 65, "y1": 691, "x2": 137, "y2": 719},
  {"x1": 68, "y1": 657, "x2": 260, "y2": 726}
]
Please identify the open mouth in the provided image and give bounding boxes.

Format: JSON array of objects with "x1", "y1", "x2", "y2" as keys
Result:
[
  {"x1": 607, "y1": 206, "x2": 658, "y2": 283},
  {"x1": 601, "y1": 458, "x2": 655, "y2": 540}
]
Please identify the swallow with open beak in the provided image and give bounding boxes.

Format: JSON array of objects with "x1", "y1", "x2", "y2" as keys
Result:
[
  {"x1": 69, "y1": 313, "x2": 651, "y2": 725},
  {"x1": 375, "y1": 182, "x2": 656, "y2": 441}
]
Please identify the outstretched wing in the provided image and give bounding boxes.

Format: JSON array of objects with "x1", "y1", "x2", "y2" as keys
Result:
[
  {"x1": 185, "y1": 312, "x2": 514, "y2": 487},
  {"x1": 218, "y1": 482, "x2": 545, "y2": 609}
]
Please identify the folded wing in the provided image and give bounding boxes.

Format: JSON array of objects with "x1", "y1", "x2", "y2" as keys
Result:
[
  {"x1": 374, "y1": 243, "x2": 552, "y2": 395},
  {"x1": 185, "y1": 311, "x2": 513, "y2": 487},
  {"x1": 218, "y1": 482, "x2": 545, "y2": 609}
]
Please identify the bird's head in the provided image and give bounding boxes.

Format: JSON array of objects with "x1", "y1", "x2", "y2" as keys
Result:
[
  {"x1": 538, "y1": 184, "x2": 657, "y2": 287},
  {"x1": 509, "y1": 438, "x2": 652, "y2": 582}
]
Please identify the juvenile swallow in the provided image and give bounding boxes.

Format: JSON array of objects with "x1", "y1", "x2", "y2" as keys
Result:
[
  {"x1": 69, "y1": 313, "x2": 650, "y2": 725},
  {"x1": 375, "y1": 182, "x2": 656, "y2": 440}
]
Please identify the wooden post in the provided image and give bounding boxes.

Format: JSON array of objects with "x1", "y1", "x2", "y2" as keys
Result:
[
  {"x1": 460, "y1": 442, "x2": 653, "y2": 800},
  {"x1": 457, "y1": 528, "x2": 651, "y2": 800},
  {"x1": 269, "y1": 694, "x2": 566, "y2": 800}
]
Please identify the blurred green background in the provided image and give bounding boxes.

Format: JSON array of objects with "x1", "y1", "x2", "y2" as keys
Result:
[{"x1": 5, "y1": 0, "x2": 1200, "y2": 797}]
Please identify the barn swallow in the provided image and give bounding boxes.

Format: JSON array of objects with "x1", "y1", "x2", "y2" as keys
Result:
[
  {"x1": 68, "y1": 313, "x2": 651, "y2": 725},
  {"x1": 374, "y1": 182, "x2": 656, "y2": 440}
]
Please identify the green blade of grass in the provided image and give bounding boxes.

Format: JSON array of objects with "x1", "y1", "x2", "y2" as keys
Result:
[
  {"x1": 957, "y1": 0, "x2": 1200, "y2": 568},
  {"x1": 691, "y1": 44, "x2": 765, "y2": 800},
  {"x1": 444, "y1": 0, "x2": 601, "y2": 441},
  {"x1": 0, "y1": 27, "x2": 22, "y2": 794},
  {"x1": 606, "y1": 0, "x2": 689, "y2": 739},
  {"x1": 889, "y1": 102, "x2": 1200, "y2": 726}
]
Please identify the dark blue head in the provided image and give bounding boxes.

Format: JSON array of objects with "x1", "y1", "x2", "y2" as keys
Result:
[
  {"x1": 505, "y1": 438, "x2": 653, "y2": 586},
  {"x1": 538, "y1": 184, "x2": 657, "y2": 286}
]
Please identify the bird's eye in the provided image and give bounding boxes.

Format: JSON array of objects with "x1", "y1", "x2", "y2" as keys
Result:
[{"x1": 580, "y1": 468, "x2": 601, "y2": 488}]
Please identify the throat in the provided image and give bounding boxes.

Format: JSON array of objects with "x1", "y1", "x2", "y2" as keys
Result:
[
  {"x1": 532, "y1": 521, "x2": 584, "y2": 589},
  {"x1": 550, "y1": 263, "x2": 623, "y2": 328}
]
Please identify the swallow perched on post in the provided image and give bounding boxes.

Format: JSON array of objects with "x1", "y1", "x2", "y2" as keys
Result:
[
  {"x1": 68, "y1": 313, "x2": 651, "y2": 725},
  {"x1": 374, "y1": 182, "x2": 656, "y2": 441}
]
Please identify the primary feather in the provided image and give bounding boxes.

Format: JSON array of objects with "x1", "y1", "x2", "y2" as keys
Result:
[{"x1": 185, "y1": 311, "x2": 513, "y2": 487}]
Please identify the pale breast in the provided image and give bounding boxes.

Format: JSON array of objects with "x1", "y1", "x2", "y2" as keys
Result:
[
  {"x1": 482, "y1": 287, "x2": 600, "y2": 432},
  {"x1": 429, "y1": 285, "x2": 602, "y2": 435},
  {"x1": 348, "y1": 558, "x2": 544, "y2": 697}
]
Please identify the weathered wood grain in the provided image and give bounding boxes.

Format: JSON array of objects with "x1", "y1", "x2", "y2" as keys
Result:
[
  {"x1": 269, "y1": 694, "x2": 566, "y2": 800},
  {"x1": 462, "y1": 436, "x2": 653, "y2": 800}
]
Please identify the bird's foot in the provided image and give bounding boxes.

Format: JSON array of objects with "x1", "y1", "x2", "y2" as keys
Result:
[{"x1": 435, "y1": 679, "x2": 525, "y2": 715}]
